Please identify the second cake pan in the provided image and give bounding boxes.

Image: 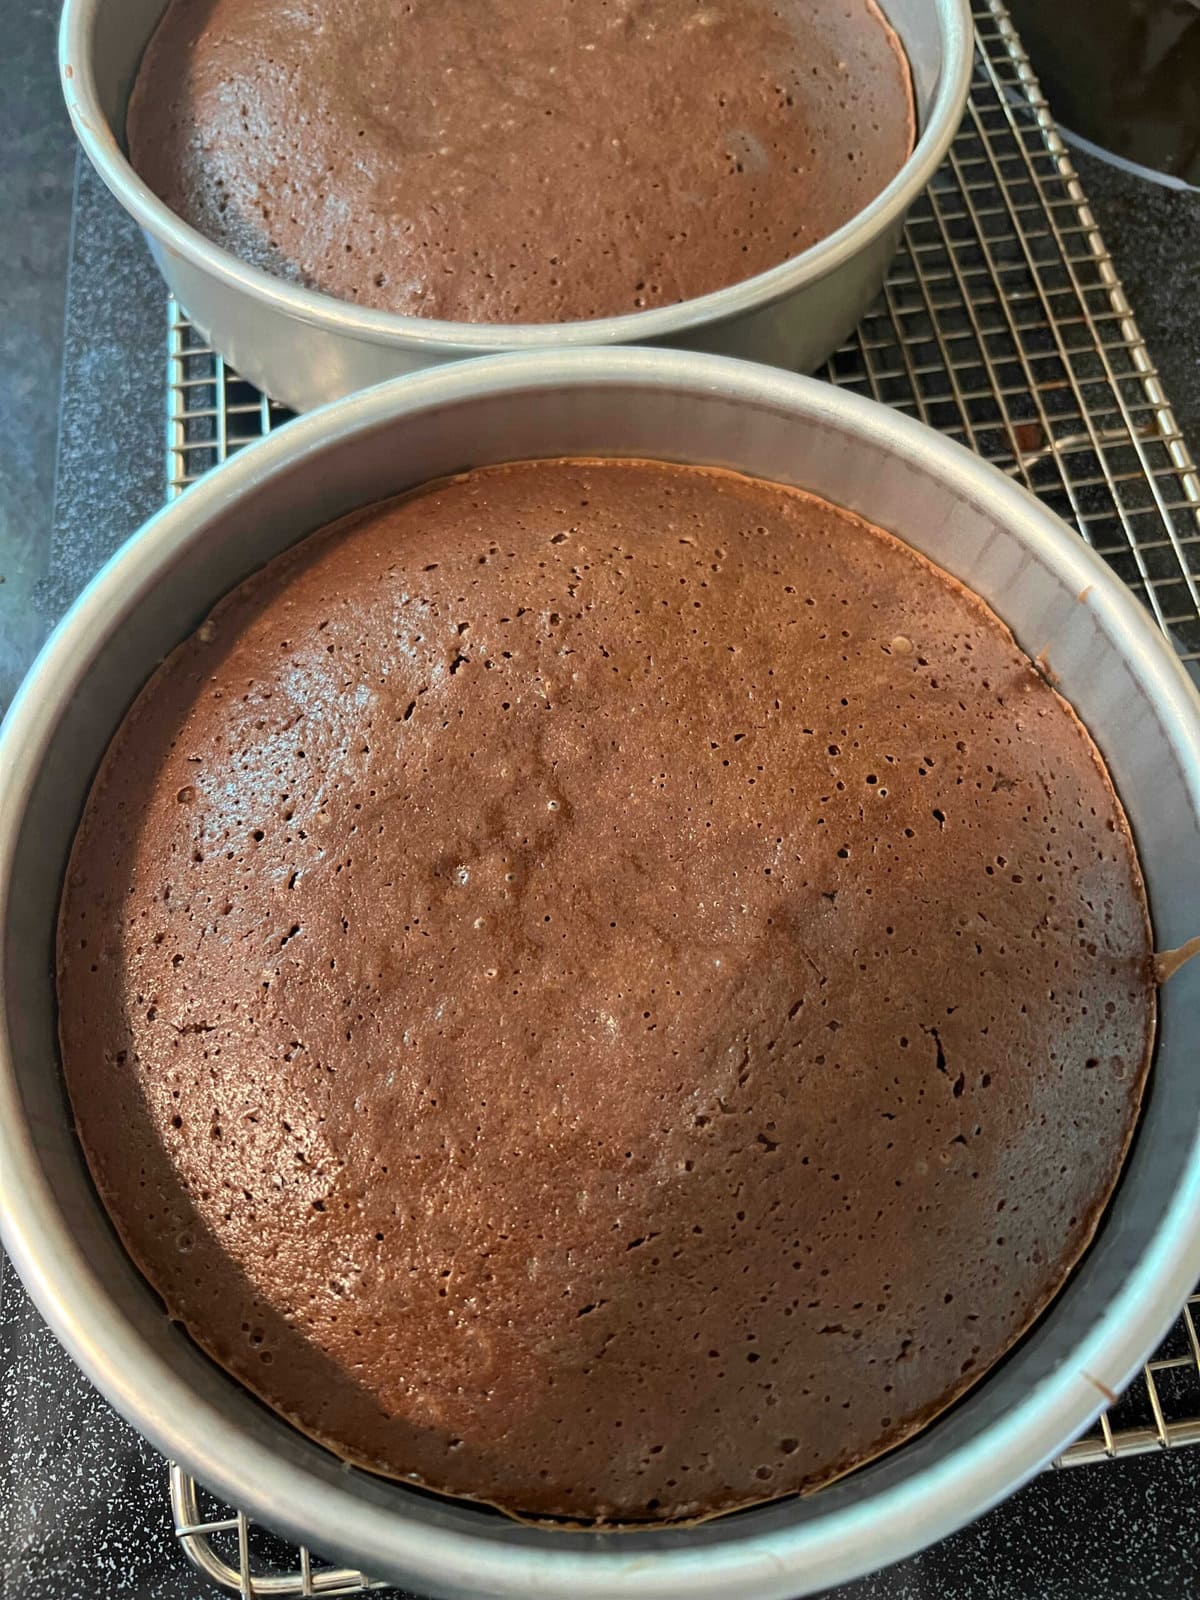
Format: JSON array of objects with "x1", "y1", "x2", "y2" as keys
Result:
[{"x1": 59, "y1": 0, "x2": 973, "y2": 411}]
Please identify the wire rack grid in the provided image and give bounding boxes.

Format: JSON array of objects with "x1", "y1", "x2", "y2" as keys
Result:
[{"x1": 160, "y1": 0, "x2": 1200, "y2": 1593}]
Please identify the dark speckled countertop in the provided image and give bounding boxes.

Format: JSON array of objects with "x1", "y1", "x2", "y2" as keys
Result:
[{"x1": 1, "y1": 2, "x2": 1199, "y2": 1596}]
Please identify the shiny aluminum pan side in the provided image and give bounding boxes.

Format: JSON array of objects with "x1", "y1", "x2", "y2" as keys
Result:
[
  {"x1": 58, "y1": 0, "x2": 972, "y2": 411},
  {"x1": 2, "y1": 351, "x2": 1199, "y2": 1600}
]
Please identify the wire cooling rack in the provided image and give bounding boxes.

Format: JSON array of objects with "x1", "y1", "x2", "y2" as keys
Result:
[{"x1": 160, "y1": 0, "x2": 1200, "y2": 1592}]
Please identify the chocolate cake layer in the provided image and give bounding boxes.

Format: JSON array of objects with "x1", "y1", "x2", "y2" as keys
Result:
[
  {"x1": 59, "y1": 459, "x2": 1154, "y2": 1521},
  {"x1": 127, "y1": 0, "x2": 914, "y2": 321}
]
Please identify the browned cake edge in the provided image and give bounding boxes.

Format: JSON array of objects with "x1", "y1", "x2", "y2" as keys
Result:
[{"x1": 869, "y1": 0, "x2": 917, "y2": 156}]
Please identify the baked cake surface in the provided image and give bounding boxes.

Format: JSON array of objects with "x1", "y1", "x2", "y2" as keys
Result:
[
  {"x1": 127, "y1": 0, "x2": 914, "y2": 322},
  {"x1": 59, "y1": 459, "x2": 1154, "y2": 1521}
]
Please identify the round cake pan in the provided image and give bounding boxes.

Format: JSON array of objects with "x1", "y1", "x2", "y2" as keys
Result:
[
  {"x1": 58, "y1": 0, "x2": 972, "y2": 412},
  {"x1": 2, "y1": 351, "x2": 1199, "y2": 1599}
]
